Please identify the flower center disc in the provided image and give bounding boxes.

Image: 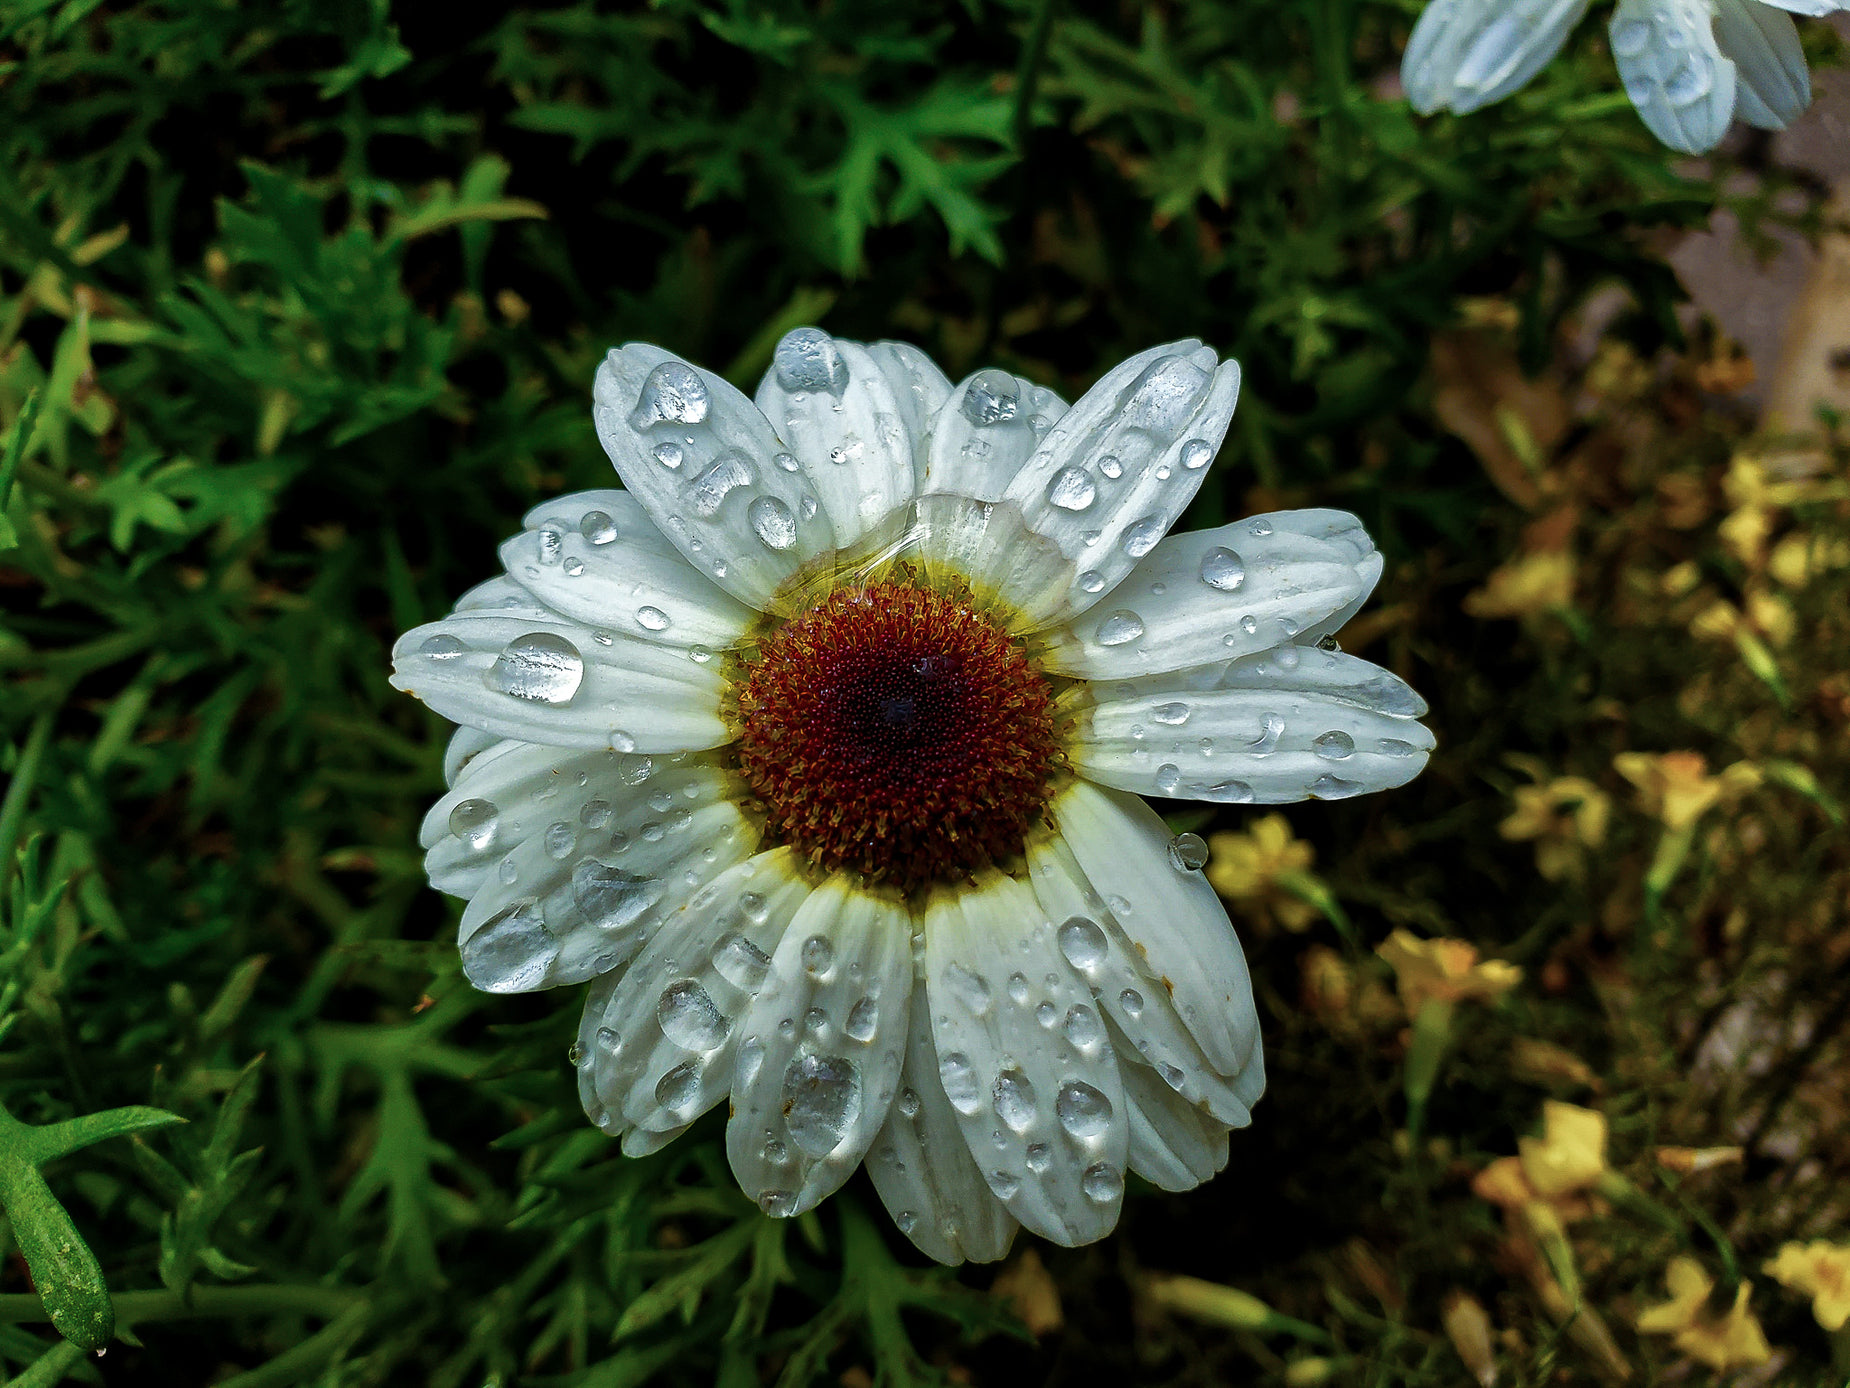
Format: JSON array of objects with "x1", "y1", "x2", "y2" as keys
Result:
[{"x1": 734, "y1": 581, "x2": 1061, "y2": 891}]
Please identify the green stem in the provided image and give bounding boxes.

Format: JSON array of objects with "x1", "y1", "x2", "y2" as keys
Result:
[
  {"x1": 1011, "y1": 0, "x2": 1058, "y2": 151},
  {"x1": 0, "y1": 710, "x2": 53, "y2": 882},
  {"x1": 0, "y1": 1284, "x2": 362, "y2": 1326}
]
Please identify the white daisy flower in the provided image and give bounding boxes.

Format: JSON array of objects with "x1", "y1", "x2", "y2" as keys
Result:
[
  {"x1": 1401, "y1": 0, "x2": 1843, "y2": 154},
  {"x1": 390, "y1": 331, "x2": 1433, "y2": 1264}
]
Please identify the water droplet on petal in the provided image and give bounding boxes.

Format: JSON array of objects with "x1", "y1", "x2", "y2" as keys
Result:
[
  {"x1": 1379, "y1": 737, "x2": 1420, "y2": 757},
  {"x1": 1119, "y1": 987, "x2": 1144, "y2": 1016},
  {"x1": 773, "y1": 451, "x2": 801, "y2": 472},
  {"x1": 1310, "y1": 774, "x2": 1364, "y2": 799},
  {"x1": 544, "y1": 822, "x2": 576, "y2": 859},
  {"x1": 1121, "y1": 516, "x2": 1163, "y2": 559},
  {"x1": 580, "y1": 799, "x2": 612, "y2": 829},
  {"x1": 580, "y1": 510, "x2": 618, "y2": 544},
  {"x1": 656, "y1": 978, "x2": 729, "y2": 1051},
  {"x1": 1082, "y1": 1162, "x2": 1123, "y2": 1203},
  {"x1": 1095, "y1": 610, "x2": 1145, "y2": 647},
  {"x1": 1248, "y1": 518, "x2": 1273, "y2": 537},
  {"x1": 689, "y1": 451, "x2": 755, "y2": 518},
  {"x1": 801, "y1": 934, "x2": 835, "y2": 978},
  {"x1": 898, "y1": 1087, "x2": 921, "y2": 1117},
  {"x1": 462, "y1": 902, "x2": 558, "y2": 992},
  {"x1": 758, "y1": 1189, "x2": 796, "y2": 1217},
  {"x1": 1078, "y1": 570, "x2": 1105, "y2": 594},
  {"x1": 1181, "y1": 439, "x2": 1214, "y2": 470},
  {"x1": 1098, "y1": 454, "x2": 1123, "y2": 479},
  {"x1": 572, "y1": 860, "x2": 663, "y2": 931},
  {"x1": 1058, "y1": 916, "x2": 1108, "y2": 970},
  {"x1": 1168, "y1": 832, "x2": 1210, "y2": 871},
  {"x1": 1152, "y1": 701, "x2": 1190, "y2": 726},
  {"x1": 1154, "y1": 764, "x2": 1181, "y2": 794},
  {"x1": 992, "y1": 1068, "x2": 1038, "y2": 1132},
  {"x1": 1313, "y1": 730, "x2": 1356, "y2": 760},
  {"x1": 1046, "y1": 467, "x2": 1097, "y2": 511},
  {"x1": 711, "y1": 932, "x2": 773, "y2": 990},
  {"x1": 748, "y1": 495, "x2": 798, "y2": 551},
  {"x1": 988, "y1": 1170, "x2": 1021, "y2": 1199},
  {"x1": 631, "y1": 362, "x2": 709, "y2": 430},
  {"x1": 960, "y1": 368, "x2": 1020, "y2": 426},
  {"x1": 485, "y1": 632, "x2": 585, "y2": 705},
  {"x1": 1123, "y1": 357, "x2": 1210, "y2": 432},
  {"x1": 783, "y1": 1053, "x2": 862, "y2": 1156},
  {"x1": 844, "y1": 997, "x2": 878, "y2": 1042},
  {"x1": 652, "y1": 441, "x2": 685, "y2": 470},
  {"x1": 631, "y1": 606, "x2": 669, "y2": 634},
  {"x1": 1199, "y1": 546, "x2": 1245, "y2": 591},
  {"x1": 1055, "y1": 1081, "x2": 1113, "y2": 1139},
  {"x1": 1063, "y1": 1004, "x2": 1104, "y2": 1051},
  {"x1": 420, "y1": 633, "x2": 466, "y2": 660},
  {"x1": 939, "y1": 1052, "x2": 981, "y2": 1114},
  {"x1": 449, "y1": 798, "x2": 498, "y2": 847},
  {"x1": 943, "y1": 963, "x2": 993, "y2": 1017},
  {"x1": 774, "y1": 327, "x2": 850, "y2": 395}
]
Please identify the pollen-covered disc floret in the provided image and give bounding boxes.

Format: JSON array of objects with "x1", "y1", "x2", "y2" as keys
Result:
[{"x1": 734, "y1": 579, "x2": 1059, "y2": 891}]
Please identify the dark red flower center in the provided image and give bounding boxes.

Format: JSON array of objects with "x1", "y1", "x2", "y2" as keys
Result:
[{"x1": 732, "y1": 580, "x2": 1061, "y2": 891}]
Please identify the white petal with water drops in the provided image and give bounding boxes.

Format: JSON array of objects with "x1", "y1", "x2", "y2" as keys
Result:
[
  {"x1": 866, "y1": 978, "x2": 1021, "y2": 1266},
  {"x1": 726, "y1": 880, "x2": 912, "y2": 1217},
  {"x1": 391, "y1": 611, "x2": 730, "y2": 751},
  {"x1": 754, "y1": 329, "x2": 925, "y2": 546},
  {"x1": 507, "y1": 491, "x2": 758, "y2": 651},
  {"x1": 903, "y1": 494, "x2": 1086, "y2": 636},
  {"x1": 1052, "y1": 781, "x2": 1263, "y2": 1080},
  {"x1": 575, "y1": 848, "x2": 813, "y2": 1145},
  {"x1": 1401, "y1": 0, "x2": 1589, "y2": 114},
  {"x1": 923, "y1": 873, "x2": 1129, "y2": 1247},
  {"x1": 1039, "y1": 509, "x2": 1378, "y2": 678},
  {"x1": 1712, "y1": 0, "x2": 1808, "y2": 129},
  {"x1": 1121, "y1": 1058, "x2": 1233, "y2": 1192},
  {"x1": 593, "y1": 344, "x2": 835, "y2": 611},
  {"x1": 1001, "y1": 341, "x2": 1242, "y2": 620},
  {"x1": 923, "y1": 368, "x2": 1069, "y2": 503},
  {"x1": 1610, "y1": 0, "x2": 1737, "y2": 153}
]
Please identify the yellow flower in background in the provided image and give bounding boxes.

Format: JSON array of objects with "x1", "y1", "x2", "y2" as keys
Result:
[
  {"x1": 1764, "y1": 1240, "x2": 1850, "y2": 1332},
  {"x1": 1612, "y1": 751, "x2": 1759, "y2": 832},
  {"x1": 1517, "y1": 1101, "x2": 1606, "y2": 1198},
  {"x1": 1375, "y1": 930, "x2": 1521, "y2": 1014},
  {"x1": 1463, "y1": 549, "x2": 1573, "y2": 620},
  {"x1": 1208, "y1": 814, "x2": 1318, "y2": 932},
  {"x1": 1499, "y1": 775, "x2": 1609, "y2": 882},
  {"x1": 1768, "y1": 532, "x2": 1850, "y2": 589},
  {"x1": 1636, "y1": 1258, "x2": 1772, "y2": 1371}
]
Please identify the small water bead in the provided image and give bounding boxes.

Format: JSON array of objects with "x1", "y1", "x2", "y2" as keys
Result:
[
  {"x1": 1378, "y1": 737, "x2": 1420, "y2": 757},
  {"x1": 596, "y1": 1025, "x2": 619, "y2": 1051},
  {"x1": 740, "y1": 891, "x2": 771, "y2": 924},
  {"x1": 420, "y1": 632, "x2": 466, "y2": 660},
  {"x1": 1152, "y1": 701, "x2": 1190, "y2": 726},
  {"x1": 1035, "y1": 1001, "x2": 1058, "y2": 1027},
  {"x1": 827, "y1": 436, "x2": 865, "y2": 467},
  {"x1": 621, "y1": 756, "x2": 655, "y2": 785},
  {"x1": 844, "y1": 997, "x2": 878, "y2": 1043},
  {"x1": 1238, "y1": 614, "x2": 1259, "y2": 637},
  {"x1": 736, "y1": 1036, "x2": 765, "y2": 1086},
  {"x1": 1311, "y1": 774, "x2": 1364, "y2": 799},
  {"x1": 761, "y1": 1135, "x2": 788, "y2": 1163},
  {"x1": 1063, "y1": 1004, "x2": 1105, "y2": 1051},
  {"x1": 1058, "y1": 916, "x2": 1109, "y2": 971},
  {"x1": 657, "y1": 978, "x2": 729, "y2": 1051},
  {"x1": 631, "y1": 361, "x2": 710, "y2": 429},
  {"x1": 960, "y1": 368, "x2": 1020, "y2": 426},
  {"x1": 688, "y1": 644, "x2": 713, "y2": 665},
  {"x1": 449, "y1": 798, "x2": 498, "y2": 846},
  {"x1": 1124, "y1": 356, "x2": 1212, "y2": 431},
  {"x1": 800, "y1": 935, "x2": 835, "y2": 978},
  {"x1": 1199, "y1": 546, "x2": 1246, "y2": 592},
  {"x1": 1312, "y1": 730, "x2": 1356, "y2": 760},
  {"x1": 748, "y1": 495, "x2": 798, "y2": 551},
  {"x1": 652, "y1": 441, "x2": 685, "y2": 470},
  {"x1": 1181, "y1": 438, "x2": 1213, "y2": 470},
  {"x1": 636, "y1": 606, "x2": 670, "y2": 632},
  {"x1": 562, "y1": 557, "x2": 586, "y2": 578},
  {"x1": 1611, "y1": 18, "x2": 1650, "y2": 55},
  {"x1": 461, "y1": 903, "x2": 558, "y2": 993},
  {"x1": 777, "y1": 1017, "x2": 796, "y2": 1039},
  {"x1": 1006, "y1": 972, "x2": 1031, "y2": 1006},
  {"x1": 1046, "y1": 467, "x2": 1097, "y2": 512},
  {"x1": 1167, "y1": 832, "x2": 1210, "y2": 872},
  {"x1": 1078, "y1": 570, "x2": 1106, "y2": 594},
  {"x1": 943, "y1": 962, "x2": 993, "y2": 1017},
  {"x1": 803, "y1": 1006, "x2": 828, "y2": 1035},
  {"x1": 572, "y1": 860, "x2": 664, "y2": 930},
  {"x1": 1098, "y1": 455, "x2": 1124, "y2": 480},
  {"x1": 992, "y1": 1069, "x2": 1038, "y2": 1132},
  {"x1": 1245, "y1": 713, "x2": 1286, "y2": 753},
  {"x1": 591, "y1": 629, "x2": 616, "y2": 647},
  {"x1": 544, "y1": 822, "x2": 576, "y2": 860},
  {"x1": 1121, "y1": 516, "x2": 1163, "y2": 559},
  {"x1": 1055, "y1": 1081, "x2": 1113, "y2": 1139},
  {"x1": 1158, "y1": 1062, "x2": 1187, "y2": 1091},
  {"x1": 1119, "y1": 987, "x2": 1145, "y2": 1016},
  {"x1": 580, "y1": 799, "x2": 612, "y2": 829},
  {"x1": 537, "y1": 523, "x2": 566, "y2": 565},
  {"x1": 485, "y1": 632, "x2": 585, "y2": 705},
  {"x1": 939, "y1": 1052, "x2": 981, "y2": 1114},
  {"x1": 1248, "y1": 518, "x2": 1273, "y2": 537},
  {"x1": 774, "y1": 328, "x2": 850, "y2": 395},
  {"x1": 1149, "y1": 581, "x2": 1166, "y2": 596},
  {"x1": 1080, "y1": 529, "x2": 1102, "y2": 547},
  {"x1": 498, "y1": 859, "x2": 519, "y2": 885},
  {"x1": 1154, "y1": 764, "x2": 1181, "y2": 795},
  {"x1": 1082, "y1": 1162, "x2": 1124, "y2": 1204},
  {"x1": 1095, "y1": 610, "x2": 1145, "y2": 647},
  {"x1": 580, "y1": 510, "x2": 618, "y2": 545},
  {"x1": 758, "y1": 1190, "x2": 796, "y2": 1218}
]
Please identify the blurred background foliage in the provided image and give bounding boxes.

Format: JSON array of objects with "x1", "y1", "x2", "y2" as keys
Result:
[{"x1": 0, "y1": 0, "x2": 1846, "y2": 1383}]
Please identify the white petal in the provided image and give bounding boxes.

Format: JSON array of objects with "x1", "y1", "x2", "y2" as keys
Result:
[
  {"x1": 866, "y1": 980, "x2": 1021, "y2": 1265},
  {"x1": 1403, "y1": 0, "x2": 1589, "y2": 114},
  {"x1": 923, "y1": 873, "x2": 1129, "y2": 1247},
  {"x1": 1121, "y1": 1057, "x2": 1232, "y2": 1192},
  {"x1": 593, "y1": 344, "x2": 835, "y2": 611},
  {"x1": 507, "y1": 491, "x2": 758, "y2": 650},
  {"x1": 1713, "y1": 0, "x2": 1808, "y2": 129},
  {"x1": 390, "y1": 610, "x2": 729, "y2": 752},
  {"x1": 1611, "y1": 0, "x2": 1738, "y2": 153},
  {"x1": 1038, "y1": 509, "x2": 1378, "y2": 678},
  {"x1": 1069, "y1": 653, "x2": 1436, "y2": 804},
  {"x1": 575, "y1": 848, "x2": 814, "y2": 1141},
  {"x1": 864, "y1": 340, "x2": 955, "y2": 455},
  {"x1": 902, "y1": 494, "x2": 1080, "y2": 636},
  {"x1": 1001, "y1": 342, "x2": 1242, "y2": 620},
  {"x1": 1025, "y1": 831, "x2": 1261, "y2": 1126},
  {"x1": 450, "y1": 759, "x2": 755, "y2": 993},
  {"x1": 754, "y1": 329, "x2": 926, "y2": 547},
  {"x1": 1051, "y1": 781, "x2": 1263, "y2": 1080},
  {"x1": 726, "y1": 879, "x2": 913, "y2": 1217},
  {"x1": 923, "y1": 369, "x2": 1070, "y2": 503},
  {"x1": 452, "y1": 575, "x2": 547, "y2": 615},
  {"x1": 1752, "y1": 0, "x2": 1849, "y2": 14},
  {"x1": 442, "y1": 725, "x2": 502, "y2": 789}
]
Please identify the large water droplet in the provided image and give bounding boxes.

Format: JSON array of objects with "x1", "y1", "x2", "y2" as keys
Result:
[
  {"x1": 1378, "y1": 737, "x2": 1420, "y2": 757},
  {"x1": 774, "y1": 327, "x2": 850, "y2": 395},
  {"x1": 783, "y1": 1053, "x2": 861, "y2": 1156},
  {"x1": 1199, "y1": 546, "x2": 1246, "y2": 591},
  {"x1": 1078, "y1": 570, "x2": 1105, "y2": 594},
  {"x1": 485, "y1": 632, "x2": 584, "y2": 705},
  {"x1": 1121, "y1": 516, "x2": 1164, "y2": 559},
  {"x1": 1119, "y1": 987, "x2": 1144, "y2": 1016},
  {"x1": 653, "y1": 440, "x2": 685, "y2": 470},
  {"x1": 1095, "y1": 610, "x2": 1145, "y2": 647},
  {"x1": 844, "y1": 997, "x2": 878, "y2": 1043},
  {"x1": 572, "y1": 860, "x2": 663, "y2": 931},
  {"x1": 991, "y1": 1068, "x2": 1038, "y2": 1132},
  {"x1": 1063, "y1": 1004, "x2": 1105, "y2": 1051},
  {"x1": 943, "y1": 963, "x2": 993, "y2": 1017},
  {"x1": 988, "y1": 1170, "x2": 1021, "y2": 1199},
  {"x1": 1055, "y1": 1081, "x2": 1113, "y2": 1139},
  {"x1": 449, "y1": 798, "x2": 498, "y2": 848},
  {"x1": 748, "y1": 495, "x2": 798, "y2": 551},
  {"x1": 1154, "y1": 764, "x2": 1181, "y2": 794},
  {"x1": 578, "y1": 509, "x2": 618, "y2": 545},
  {"x1": 1046, "y1": 467, "x2": 1097, "y2": 512},
  {"x1": 1025, "y1": 1142, "x2": 1051, "y2": 1173},
  {"x1": 939, "y1": 1052, "x2": 981, "y2": 1114},
  {"x1": 711, "y1": 932, "x2": 773, "y2": 991},
  {"x1": 689, "y1": 451, "x2": 755, "y2": 518},
  {"x1": 1168, "y1": 832, "x2": 1210, "y2": 871},
  {"x1": 636, "y1": 606, "x2": 670, "y2": 632},
  {"x1": 461, "y1": 902, "x2": 559, "y2": 992},
  {"x1": 1081, "y1": 1162, "x2": 1123, "y2": 1203},
  {"x1": 1313, "y1": 730, "x2": 1355, "y2": 760},
  {"x1": 1152, "y1": 701, "x2": 1190, "y2": 726},
  {"x1": 631, "y1": 361, "x2": 710, "y2": 429},
  {"x1": 1310, "y1": 774, "x2": 1364, "y2": 799},
  {"x1": 1058, "y1": 916, "x2": 1108, "y2": 970},
  {"x1": 801, "y1": 935, "x2": 835, "y2": 978},
  {"x1": 658, "y1": 978, "x2": 728, "y2": 1051},
  {"x1": 420, "y1": 633, "x2": 466, "y2": 660},
  {"x1": 544, "y1": 821, "x2": 576, "y2": 860},
  {"x1": 1123, "y1": 357, "x2": 1210, "y2": 432},
  {"x1": 1181, "y1": 439, "x2": 1214, "y2": 470},
  {"x1": 654, "y1": 1059, "x2": 701, "y2": 1110},
  {"x1": 960, "y1": 368, "x2": 1020, "y2": 426}
]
